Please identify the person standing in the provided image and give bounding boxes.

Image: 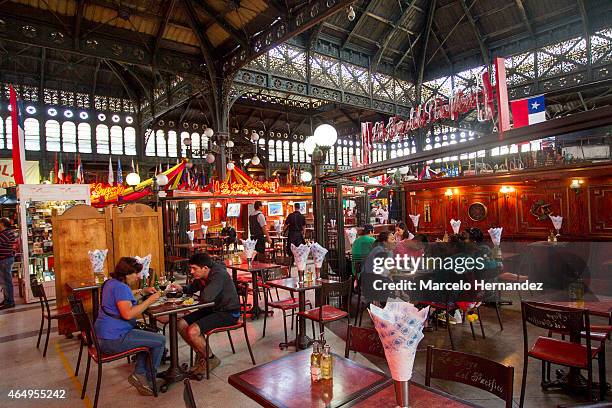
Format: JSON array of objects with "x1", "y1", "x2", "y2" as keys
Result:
[
  {"x1": 283, "y1": 202, "x2": 306, "y2": 256},
  {"x1": 0, "y1": 217, "x2": 17, "y2": 309},
  {"x1": 249, "y1": 201, "x2": 271, "y2": 259}
]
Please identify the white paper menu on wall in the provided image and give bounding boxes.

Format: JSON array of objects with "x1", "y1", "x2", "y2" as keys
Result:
[{"x1": 0, "y1": 160, "x2": 40, "y2": 194}]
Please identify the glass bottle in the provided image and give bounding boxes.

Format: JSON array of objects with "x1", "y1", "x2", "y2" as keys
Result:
[
  {"x1": 320, "y1": 345, "x2": 333, "y2": 380},
  {"x1": 310, "y1": 343, "x2": 322, "y2": 382}
]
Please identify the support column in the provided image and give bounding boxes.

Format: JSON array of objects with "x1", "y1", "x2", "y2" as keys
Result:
[
  {"x1": 215, "y1": 131, "x2": 229, "y2": 180},
  {"x1": 312, "y1": 146, "x2": 328, "y2": 246}
]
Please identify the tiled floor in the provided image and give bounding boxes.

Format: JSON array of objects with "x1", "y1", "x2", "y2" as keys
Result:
[{"x1": 1, "y1": 287, "x2": 610, "y2": 408}]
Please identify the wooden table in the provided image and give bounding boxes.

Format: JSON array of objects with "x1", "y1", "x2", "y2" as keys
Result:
[
  {"x1": 174, "y1": 243, "x2": 208, "y2": 251},
  {"x1": 66, "y1": 279, "x2": 100, "y2": 321},
  {"x1": 228, "y1": 349, "x2": 390, "y2": 408},
  {"x1": 224, "y1": 260, "x2": 281, "y2": 318},
  {"x1": 266, "y1": 277, "x2": 334, "y2": 350},
  {"x1": 144, "y1": 299, "x2": 214, "y2": 392},
  {"x1": 342, "y1": 381, "x2": 481, "y2": 407}
]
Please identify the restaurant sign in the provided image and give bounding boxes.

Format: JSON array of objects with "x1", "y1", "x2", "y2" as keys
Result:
[
  {"x1": 371, "y1": 71, "x2": 495, "y2": 143},
  {"x1": 213, "y1": 179, "x2": 279, "y2": 196}
]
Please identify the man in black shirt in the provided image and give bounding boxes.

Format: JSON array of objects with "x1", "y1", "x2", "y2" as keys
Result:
[
  {"x1": 284, "y1": 202, "x2": 306, "y2": 256},
  {"x1": 0, "y1": 218, "x2": 17, "y2": 309},
  {"x1": 174, "y1": 253, "x2": 240, "y2": 375},
  {"x1": 249, "y1": 201, "x2": 271, "y2": 259}
]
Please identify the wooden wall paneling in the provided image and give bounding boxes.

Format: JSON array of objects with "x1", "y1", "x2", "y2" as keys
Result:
[
  {"x1": 517, "y1": 187, "x2": 564, "y2": 236},
  {"x1": 589, "y1": 185, "x2": 612, "y2": 235},
  {"x1": 52, "y1": 205, "x2": 113, "y2": 335},
  {"x1": 457, "y1": 190, "x2": 500, "y2": 232},
  {"x1": 410, "y1": 194, "x2": 445, "y2": 235},
  {"x1": 111, "y1": 204, "x2": 165, "y2": 283}
]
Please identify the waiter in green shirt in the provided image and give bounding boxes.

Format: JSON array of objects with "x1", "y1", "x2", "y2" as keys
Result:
[{"x1": 351, "y1": 224, "x2": 375, "y2": 275}]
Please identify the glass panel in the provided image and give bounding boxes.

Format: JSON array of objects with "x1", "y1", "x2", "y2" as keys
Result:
[
  {"x1": 110, "y1": 125, "x2": 123, "y2": 155},
  {"x1": 24, "y1": 118, "x2": 40, "y2": 151},
  {"x1": 145, "y1": 129, "x2": 155, "y2": 156},
  {"x1": 268, "y1": 140, "x2": 275, "y2": 161},
  {"x1": 180, "y1": 132, "x2": 190, "y2": 157},
  {"x1": 5, "y1": 117, "x2": 13, "y2": 149},
  {"x1": 275, "y1": 140, "x2": 282, "y2": 161},
  {"x1": 299, "y1": 142, "x2": 305, "y2": 163},
  {"x1": 283, "y1": 141, "x2": 289, "y2": 162},
  {"x1": 155, "y1": 129, "x2": 166, "y2": 157},
  {"x1": 0, "y1": 117, "x2": 4, "y2": 149},
  {"x1": 191, "y1": 132, "x2": 200, "y2": 158},
  {"x1": 77, "y1": 123, "x2": 91, "y2": 153},
  {"x1": 45, "y1": 120, "x2": 61, "y2": 152},
  {"x1": 292, "y1": 142, "x2": 298, "y2": 163},
  {"x1": 96, "y1": 124, "x2": 110, "y2": 154},
  {"x1": 124, "y1": 127, "x2": 136, "y2": 155},
  {"x1": 167, "y1": 131, "x2": 177, "y2": 157}
]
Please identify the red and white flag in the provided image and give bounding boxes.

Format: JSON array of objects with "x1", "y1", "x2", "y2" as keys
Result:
[
  {"x1": 510, "y1": 95, "x2": 546, "y2": 129},
  {"x1": 107, "y1": 156, "x2": 114, "y2": 185},
  {"x1": 361, "y1": 122, "x2": 373, "y2": 165},
  {"x1": 76, "y1": 155, "x2": 84, "y2": 184},
  {"x1": 9, "y1": 85, "x2": 26, "y2": 185}
]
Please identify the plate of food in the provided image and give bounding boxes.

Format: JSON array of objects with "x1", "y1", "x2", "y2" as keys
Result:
[{"x1": 182, "y1": 297, "x2": 195, "y2": 306}]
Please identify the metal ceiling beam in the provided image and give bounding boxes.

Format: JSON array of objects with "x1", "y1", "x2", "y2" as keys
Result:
[
  {"x1": 103, "y1": 59, "x2": 139, "y2": 105},
  {"x1": 458, "y1": 0, "x2": 489, "y2": 67},
  {"x1": 181, "y1": 0, "x2": 216, "y2": 84},
  {"x1": 372, "y1": 0, "x2": 419, "y2": 71},
  {"x1": 514, "y1": 0, "x2": 535, "y2": 40},
  {"x1": 364, "y1": 12, "x2": 416, "y2": 36},
  {"x1": 73, "y1": 0, "x2": 87, "y2": 49},
  {"x1": 394, "y1": 31, "x2": 421, "y2": 70},
  {"x1": 342, "y1": 0, "x2": 377, "y2": 49},
  {"x1": 430, "y1": 23, "x2": 452, "y2": 67},
  {"x1": 153, "y1": 0, "x2": 176, "y2": 57},
  {"x1": 225, "y1": 0, "x2": 356, "y2": 74},
  {"x1": 191, "y1": 1, "x2": 249, "y2": 49},
  {"x1": 416, "y1": 0, "x2": 436, "y2": 103}
]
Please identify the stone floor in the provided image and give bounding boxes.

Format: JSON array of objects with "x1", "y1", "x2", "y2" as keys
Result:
[{"x1": 0, "y1": 286, "x2": 610, "y2": 408}]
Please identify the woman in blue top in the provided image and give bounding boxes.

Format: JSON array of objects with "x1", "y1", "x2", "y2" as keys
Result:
[{"x1": 95, "y1": 257, "x2": 165, "y2": 396}]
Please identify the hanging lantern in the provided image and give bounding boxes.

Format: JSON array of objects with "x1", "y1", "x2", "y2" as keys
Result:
[
  {"x1": 251, "y1": 155, "x2": 261, "y2": 166},
  {"x1": 206, "y1": 153, "x2": 216, "y2": 164},
  {"x1": 251, "y1": 131, "x2": 259, "y2": 142},
  {"x1": 226, "y1": 162, "x2": 235, "y2": 171}
]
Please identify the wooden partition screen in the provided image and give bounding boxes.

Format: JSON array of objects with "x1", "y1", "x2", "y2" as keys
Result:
[
  {"x1": 52, "y1": 205, "x2": 113, "y2": 335},
  {"x1": 111, "y1": 204, "x2": 165, "y2": 284}
]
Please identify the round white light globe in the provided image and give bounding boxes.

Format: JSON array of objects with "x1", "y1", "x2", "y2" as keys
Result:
[
  {"x1": 313, "y1": 124, "x2": 338, "y2": 147},
  {"x1": 204, "y1": 127, "x2": 214, "y2": 138},
  {"x1": 304, "y1": 136, "x2": 317, "y2": 156},
  {"x1": 399, "y1": 166, "x2": 410, "y2": 175},
  {"x1": 251, "y1": 132, "x2": 259, "y2": 142},
  {"x1": 300, "y1": 171, "x2": 312, "y2": 182},
  {"x1": 126, "y1": 172, "x2": 141, "y2": 186},
  {"x1": 251, "y1": 155, "x2": 260, "y2": 166},
  {"x1": 226, "y1": 140, "x2": 235, "y2": 148},
  {"x1": 226, "y1": 162, "x2": 235, "y2": 171},
  {"x1": 156, "y1": 173, "x2": 169, "y2": 186},
  {"x1": 206, "y1": 153, "x2": 215, "y2": 164}
]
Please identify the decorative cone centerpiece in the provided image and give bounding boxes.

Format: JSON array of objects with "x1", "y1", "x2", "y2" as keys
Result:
[
  {"x1": 88, "y1": 249, "x2": 108, "y2": 284},
  {"x1": 549, "y1": 215, "x2": 563, "y2": 239},
  {"x1": 488, "y1": 227, "x2": 503, "y2": 259},
  {"x1": 309, "y1": 242, "x2": 328, "y2": 280},
  {"x1": 450, "y1": 219, "x2": 461, "y2": 234},
  {"x1": 242, "y1": 239, "x2": 257, "y2": 266},
  {"x1": 135, "y1": 254, "x2": 152, "y2": 281},
  {"x1": 291, "y1": 243, "x2": 311, "y2": 283},
  {"x1": 369, "y1": 299, "x2": 429, "y2": 408},
  {"x1": 409, "y1": 214, "x2": 420, "y2": 232},
  {"x1": 346, "y1": 228, "x2": 358, "y2": 246},
  {"x1": 186, "y1": 230, "x2": 195, "y2": 246},
  {"x1": 201, "y1": 225, "x2": 208, "y2": 239}
]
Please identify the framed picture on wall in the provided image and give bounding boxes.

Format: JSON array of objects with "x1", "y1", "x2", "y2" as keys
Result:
[
  {"x1": 267, "y1": 202, "x2": 283, "y2": 216},
  {"x1": 227, "y1": 203, "x2": 241, "y2": 217},
  {"x1": 202, "y1": 202, "x2": 211, "y2": 221},
  {"x1": 189, "y1": 203, "x2": 197, "y2": 224}
]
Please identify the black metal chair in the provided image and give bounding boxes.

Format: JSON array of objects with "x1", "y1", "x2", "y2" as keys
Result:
[
  {"x1": 183, "y1": 378, "x2": 197, "y2": 408},
  {"x1": 298, "y1": 279, "x2": 352, "y2": 340},
  {"x1": 31, "y1": 280, "x2": 71, "y2": 357},
  {"x1": 68, "y1": 295, "x2": 158, "y2": 408}
]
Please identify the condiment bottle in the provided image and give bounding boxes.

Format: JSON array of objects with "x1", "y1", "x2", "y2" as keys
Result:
[
  {"x1": 321, "y1": 345, "x2": 333, "y2": 380},
  {"x1": 310, "y1": 343, "x2": 322, "y2": 382}
]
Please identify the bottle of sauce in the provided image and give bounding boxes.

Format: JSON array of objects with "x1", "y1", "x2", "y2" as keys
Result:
[
  {"x1": 310, "y1": 343, "x2": 322, "y2": 382},
  {"x1": 321, "y1": 345, "x2": 333, "y2": 380}
]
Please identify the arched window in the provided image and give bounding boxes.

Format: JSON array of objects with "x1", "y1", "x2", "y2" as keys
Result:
[
  {"x1": 275, "y1": 140, "x2": 282, "y2": 161},
  {"x1": 258, "y1": 138, "x2": 265, "y2": 151},
  {"x1": 336, "y1": 146, "x2": 342, "y2": 165},
  {"x1": 298, "y1": 142, "x2": 305, "y2": 163},
  {"x1": 268, "y1": 140, "x2": 275, "y2": 161},
  {"x1": 77, "y1": 123, "x2": 91, "y2": 153},
  {"x1": 403, "y1": 147, "x2": 410, "y2": 156},
  {"x1": 145, "y1": 129, "x2": 155, "y2": 156},
  {"x1": 46, "y1": 120, "x2": 61, "y2": 152},
  {"x1": 283, "y1": 141, "x2": 290, "y2": 162},
  {"x1": 110, "y1": 125, "x2": 123, "y2": 154},
  {"x1": 390, "y1": 150, "x2": 397, "y2": 159},
  {"x1": 5, "y1": 117, "x2": 13, "y2": 149},
  {"x1": 201, "y1": 135, "x2": 209, "y2": 151},
  {"x1": 180, "y1": 132, "x2": 190, "y2": 157},
  {"x1": 344, "y1": 147, "x2": 350, "y2": 165},
  {"x1": 0, "y1": 117, "x2": 4, "y2": 149},
  {"x1": 155, "y1": 130, "x2": 166, "y2": 157},
  {"x1": 329, "y1": 144, "x2": 335, "y2": 165},
  {"x1": 96, "y1": 124, "x2": 110, "y2": 154},
  {"x1": 167, "y1": 131, "x2": 177, "y2": 157},
  {"x1": 124, "y1": 127, "x2": 136, "y2": 155},
  {"x1": 191, "y1": 132, "x2": 200, "y2": 158},
  {"x1": 292, "y1": 142, "x2": 298, "y2": 163},
  {"x1": 24, "y1": 118, "x2": 40, "y2": 151}
]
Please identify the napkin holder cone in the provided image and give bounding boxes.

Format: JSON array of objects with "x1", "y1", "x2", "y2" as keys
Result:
[{"x1": 394, "y1": 380, "x2": 410, "y2": 408}]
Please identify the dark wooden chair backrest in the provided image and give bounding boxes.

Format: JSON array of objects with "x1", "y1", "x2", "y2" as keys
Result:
[
  {"x1": 425, "y1": 346, "x2": 514, "y2": 408},
  {"x1": 183, "y1": 378, "x2": 197, "y2": 408},
  {"x1": 31, "y1": 280, "x2": 51, "y2": 317},
  {"x1": 344, "y1": 325, "x2": 386, "y2": 359},
  {"x1": 234, "y1": 282, "x2": 250, "y2": 321},
  {"x1": 68, "y1": 295, "x2": 101, "y2": 353},
  {"x1": 319, "y1": 279, "x2": 352, "y2": 320}
]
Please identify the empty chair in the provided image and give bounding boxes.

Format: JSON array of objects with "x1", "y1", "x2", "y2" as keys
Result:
[
  {"x1": 426, "y1": 345, "x2": 514, "y2": 408},
  {"x1": 298, "y1": 279, "x2": 351, "y2": 341},
  {"x1": 344, "y1": 325, "x2": 386, "y2": 359},
  {"x1": 31, "y1": 280, "x2": 71, "y2": 357}
]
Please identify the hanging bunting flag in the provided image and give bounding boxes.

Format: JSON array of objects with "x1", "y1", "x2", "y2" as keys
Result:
[
  {"x1": 9, "y1": 85, "x2": 26, "y2": 185},
  {"x1": 76, "y1": 155, "x2": 84, "y2": 184},
  {"x1": 107, "y1": 156, "x2": 114, "y2": 185},
  {"x1": 53, "y1": 153, "x2": 59, "y2": 184},
  {"x1": 361, "y1": 122, "x2": 373, "y2": 165},
  {"x1": 117, "y1": 158, "x2": 123, "y2": 185},
  {"x1": 58, "y1": 155, "x2": 64, "y2": 184},
  {"x1": 131, "y1": 159, "x2": 135, "y2": 173}
]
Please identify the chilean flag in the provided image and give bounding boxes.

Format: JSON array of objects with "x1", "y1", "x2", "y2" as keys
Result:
[
  {"x1": 510, "y1": 95, "x2": 546, "y2": 129},
  {"x1": 9, "y1": 85, "x2": 26, "y2": 185}
]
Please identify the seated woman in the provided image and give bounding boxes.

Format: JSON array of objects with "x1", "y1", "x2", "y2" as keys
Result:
[
  {"x1": 95, "y1": 257, "x2": 166, "y2": 396},
  {"x1": 394, "y1": 232, "x2": 427, "y2": 258}
]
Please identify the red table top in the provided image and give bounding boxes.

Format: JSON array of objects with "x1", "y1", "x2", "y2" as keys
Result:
[
  {"x1": 343, "y1": 381, "x2": 480, "y2": 407},
  {"x1": 267, "y1": 277, "x2": 335, "y2": 292},
  {"x1": 224, "y1": 260, "x2": 281, "y2": 272},
  {"x1": 228, "y1": 350, "x2": 389, "y2": 408},
  {"x1": 546, "y1": 297, "x2": 612, "y2": 318}
]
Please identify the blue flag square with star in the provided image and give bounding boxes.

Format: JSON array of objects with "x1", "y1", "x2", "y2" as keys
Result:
[{"x1": 527, "y1": 95, "x2": 545, "y2": 114}]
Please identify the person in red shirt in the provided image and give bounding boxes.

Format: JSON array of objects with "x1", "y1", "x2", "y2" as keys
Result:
[{"x1": 0, "y1": 217, "x2": 18, "y2": 309}]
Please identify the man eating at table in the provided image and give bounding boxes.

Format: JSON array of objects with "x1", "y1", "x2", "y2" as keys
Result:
[{"x1": 172, "y1": 252, "x2": 241, "y2": 375}]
